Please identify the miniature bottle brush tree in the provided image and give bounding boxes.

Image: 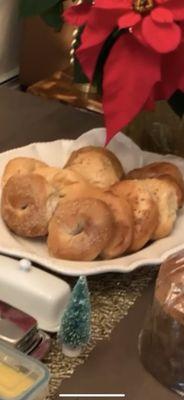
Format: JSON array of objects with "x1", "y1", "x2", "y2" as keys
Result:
[{"x1": 58, "y1": 276, "x2": 91, "y2": 357}]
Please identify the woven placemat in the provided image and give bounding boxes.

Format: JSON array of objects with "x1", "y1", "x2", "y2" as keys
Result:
[{"x1": 44, "y1": 266, "x2": 158, "y2": 399}]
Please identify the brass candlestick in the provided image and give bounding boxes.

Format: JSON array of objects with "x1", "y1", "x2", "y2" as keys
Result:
[{"x1": 70, "y1": 1, "x2": 97, "y2": 94}]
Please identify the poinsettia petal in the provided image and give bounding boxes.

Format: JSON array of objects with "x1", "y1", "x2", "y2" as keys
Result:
[
  {"x1": 77, "y1": 9, "x2": 118, "y2": 80},
  {"x1": 154, "y1": 82, "x2": 167, "y2": 100},
  {"x1": 161, "y1": 42, "x2": 184, "y2": 97},
  {"x1": 95, "y1": 0, "x2": 131, "y2": 10},
  {"x1": 142, "y1": 16, "x2": 181, "y2": 53},
  {"x1": 151, "y1": 7, "x2": 173, "y2": 23},
  {"x1": 166, "y1": 0, "x2": 184, "y2": 21},
  {"x1": 144, "y1": 93, "x2": 156, "y2": 111},
  {"x1": 132, "y1": 22, "x2": 148, "y2": 46},
  {"x1": 155, "y1": 0, "x2": 170, "y2": 4},
  {"x1": 64, "y1": 2, "x2": 91, "y2": 26},
  {"x1": 102, "y1": 34, "x2": 161, "y2": 142},
  {"x1": 118, "y1": 12, "x2": 141, "y2": 29},
  {"x1": 144, "y1": 82, "x2": 164, "y2": 102}
]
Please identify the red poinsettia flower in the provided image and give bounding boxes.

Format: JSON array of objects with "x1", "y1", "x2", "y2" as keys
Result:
[
  {"x1": 64, "y1": 0, "x2": 184, "y2": 142},
  {"x1": 118, "y1": 0, "x2": 184, "y2": 53}
]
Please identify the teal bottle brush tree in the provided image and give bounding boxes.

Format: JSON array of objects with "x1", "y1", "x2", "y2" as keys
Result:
[{"x1": 58, "y1": 275, "x2": 91, "y2": 357}]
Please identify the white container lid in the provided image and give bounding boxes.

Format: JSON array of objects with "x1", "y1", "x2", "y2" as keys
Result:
[{"x1": 0, "y1": 255, "x2": 71, "y2": 332}]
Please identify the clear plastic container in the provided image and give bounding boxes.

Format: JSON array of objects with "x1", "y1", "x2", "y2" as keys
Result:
[{"x1": 0, "y1": 342, "x2": 50, "y2": 400}]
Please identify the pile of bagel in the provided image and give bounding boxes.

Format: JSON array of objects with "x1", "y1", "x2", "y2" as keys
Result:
[{"x1": 1, "y1": 146, "x2": 184, "y2": 261}]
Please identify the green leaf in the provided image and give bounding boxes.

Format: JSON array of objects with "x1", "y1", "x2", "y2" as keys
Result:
[
  {"x1": 42, "y1": 2, "x2": 63, "y2": 31},
  {"x1": 19, "y1": 0, "x2": 60, "y2": 17}
]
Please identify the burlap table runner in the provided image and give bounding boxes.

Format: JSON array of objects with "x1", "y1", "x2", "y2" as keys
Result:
[{"x1": 44, "y1": 266, "x2": 158, "y2": 399}]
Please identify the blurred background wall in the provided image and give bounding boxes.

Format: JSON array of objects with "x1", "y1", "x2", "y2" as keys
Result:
[
  {"x1": 19, "y1": 0, "x2": 73, "y2": 87},
  {"x1": 0, "y1": 0, "x2": 20, "y2": 83}
]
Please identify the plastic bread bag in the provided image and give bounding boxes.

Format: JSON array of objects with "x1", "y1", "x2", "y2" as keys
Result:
[{"x1": 138, "y1": 250, "x2": 184, "y2": 396}]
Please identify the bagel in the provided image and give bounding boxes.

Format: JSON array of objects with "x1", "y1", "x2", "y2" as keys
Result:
[
  {"x1": 1, "y1": 173, "x2": 59, "y2": 237},
  {"x1": 33, "y1": 166, "x2": 100, "y2": 202},
  {"x1": 127, "y1": 162, "x2": 184, "y2": 208},
  {"x1": 34, "y1": 166, "x2": 63, "y2": 183},
  {"x1": 2, "y1": 157, "x2": 48, "y2": 187},
  {"x1": 155, "y1": 174, "x2": 183, "y2": 208},
  {"x1": 141, "y1": 178, "x2": 178, "y2": 240},
  {"x1": 52, "y1": 180, "x2": 133, "y2": 259},
  {"x1": 51, "y1": 168, "x2": 98, "y2": 199},
  {"x1": 76, "y1": 188, "x2": 133, "y2": 259},
  {"x1": 112, "y1": 180, "x2": 159, "y2": 252},
  {"x1": 64, "y1": 146, "x2": 124, "y2": 188},
  {"x1": 47, "y1": 198, "x2": 114, "y2": 261},
  {"x1": 98, "y1": 191, "x2": 133, "y2": 259}
]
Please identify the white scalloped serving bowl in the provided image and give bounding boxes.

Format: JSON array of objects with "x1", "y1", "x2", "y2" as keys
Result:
[{"x1": 0, "y1": 128, "x2": 183, "y2": 276}]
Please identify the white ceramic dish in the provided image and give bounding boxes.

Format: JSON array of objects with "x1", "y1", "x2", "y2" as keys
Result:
[{"x1": 0, "y1": 128, "x2": 184, "y2": 277}]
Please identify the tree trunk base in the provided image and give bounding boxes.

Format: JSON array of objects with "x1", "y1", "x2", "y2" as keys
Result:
[{"x1": 62, "y1": 344, "x2": 82, "y2": 358}]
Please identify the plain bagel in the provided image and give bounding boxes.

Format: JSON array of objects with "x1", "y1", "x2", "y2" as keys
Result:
[
  {"x1": 47, "y1": 197, "x2": 114, "y2": 261},
  {"x1": 1, "y1": 173, "x2": 59, "y2": 237},
  {"x1": 2, "y1": 157, "x2": 48, "y2": 187}
]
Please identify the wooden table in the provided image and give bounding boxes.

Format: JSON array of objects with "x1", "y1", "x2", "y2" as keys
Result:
[
  {"x1": 0, "y1": 87, "x2": 179, "y2": 400},
  {"x1": 0, "y1": 87, "x2": 102, "y2": 152}
]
